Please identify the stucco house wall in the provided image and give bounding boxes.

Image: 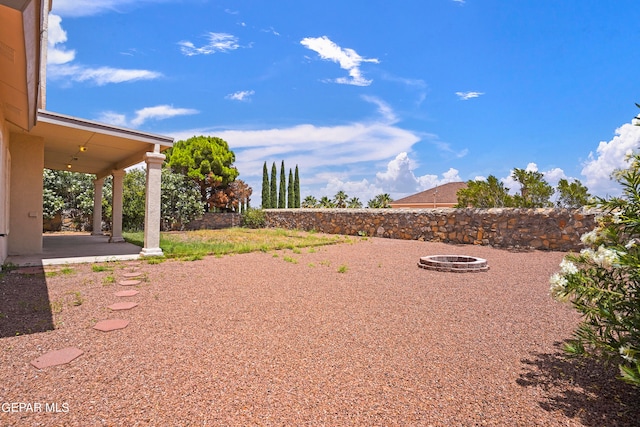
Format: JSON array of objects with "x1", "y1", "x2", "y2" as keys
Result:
[{"x1": 8, "y1": 132, "x2": 43, "y2": 255}]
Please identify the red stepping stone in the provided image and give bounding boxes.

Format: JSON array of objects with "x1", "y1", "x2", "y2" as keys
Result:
[
  {"x1": 123, "y1": 272, "x2": 142, "y2": 278},
  {"x1": 115, "y1": 290, "x2": 139, "y2": 297},
  {"x1": 119, "y1": 280, "x2": 141, "y2": 286},
  {"x1": 93, "y1": 319, "x2": 130, "y2": 332},
  {"x1": 107, "y1": 301, "x2": 138, "y2": 311},
  {"x1": 31, "y1": 347, "x2": 83, "y2": 369}
]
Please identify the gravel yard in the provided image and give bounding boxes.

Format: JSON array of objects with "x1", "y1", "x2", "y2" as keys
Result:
[{"x1": 1, "y1": 237, "x2": 639, "y2": 426}]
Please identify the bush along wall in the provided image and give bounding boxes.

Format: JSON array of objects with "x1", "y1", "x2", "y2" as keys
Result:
[{"x1": 263, "y1": 208, "x2": 598, "y2": 251}]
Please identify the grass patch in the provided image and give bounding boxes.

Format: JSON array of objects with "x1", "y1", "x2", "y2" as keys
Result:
[
  {"x1": 337, "y1": 264, "x2": 349, "y2": 273},
  {"x1": 123, "y1": 228, "x2": 350, "y2": 259},
  {"x1": 92, "y1": 264, "x2": 113, "y2": 272}
]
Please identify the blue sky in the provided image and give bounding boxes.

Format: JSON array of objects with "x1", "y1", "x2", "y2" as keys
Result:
[{"x1": 46, "y1": 0, "x2": 640, "y2": 204}]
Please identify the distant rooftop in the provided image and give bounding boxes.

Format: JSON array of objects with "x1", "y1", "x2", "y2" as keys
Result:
[{"x1": 391, "y1": 182, "x2": 467, "y2": 208}]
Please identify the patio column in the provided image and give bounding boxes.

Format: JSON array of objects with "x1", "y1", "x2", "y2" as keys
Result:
[
  {"x1": 140, "y1": 151, "x2": 165, "y2": 257},
  {"x1": 91, "y1": 177, "x2": 104, "y2": 235},
  {"x1": 109, "y1": 169, "x2": 125, "y2": 243}
]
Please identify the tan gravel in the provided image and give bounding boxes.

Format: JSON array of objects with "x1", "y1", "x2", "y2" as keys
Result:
[{"x1": 1, "y1": 237, "x2": 639, "y2": 426}]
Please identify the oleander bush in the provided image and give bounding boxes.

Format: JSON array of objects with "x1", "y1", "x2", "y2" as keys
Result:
[{"x1": 550, "y1": 153, "x2": 640, "y2": 387}]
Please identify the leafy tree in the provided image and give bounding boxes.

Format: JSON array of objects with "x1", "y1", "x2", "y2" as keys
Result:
[
  {"x1": 261, "y1": 161, "x2": 270, "y2": 209},
  {"x1": 319, "y1": 196, "x2": 335, "y2": 208},
  {"x1": 161, "y1": 167, "x2": 204, "y2": 230},
  {"x1": 42, "y1": 187, "x2": 65, "y2": 220},
  {"x1": 165, "y1": 135, "x2": 239, "y2": 209},
  {"x1": 278, "y1": 160, "x2": 286, "y2": 208},
  {"x1": 43, "y1": 169, "x2": 112, "y2": 228},
  {"x1": 368, "y1": 193, "x2": 393, "y2": 208},
  {"x1": 122, "y1": 169, "x2": 146, "y2": 230},
  {"x1": 333, "y1": 191, "x2": 348, "y2": 208},
  {"x1": 556, "y1": 178, "x2": 591, "y2": 208},
  {"x1": 302, "y1": 195, "x2": 317, "y2": 208},
  {"x1": 287, "y1": 168, "x2": 294, "y2": 208},
  {"x1": 550, "y1": 152, "x2": 640, "y2": 387},
  {"x1": 294, "y1": 165, "x2": 300, "y2": 208},
  {"x1": 270, "y1": 162, "x2": 277, "y2": 208},
  {"x1": 227, "y1": 179, "x2": 252, "y2": 213},
  {"x1": 511, "y1": 168, "x2": 554, "y2": 207},
  {"x1": 347, "y1": 197, "x2": 363, "y2": 208},
  {"x1": 456, "y1": 175, "x2": 513, "y2": 208}
]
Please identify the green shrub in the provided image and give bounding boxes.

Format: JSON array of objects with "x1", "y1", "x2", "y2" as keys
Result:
[
  {"x1": 242, "y1": 208, "x2": 266, "y2": 229},
  {"x1": 550, "y1": 153, "x2": 640, "y2": 387}
]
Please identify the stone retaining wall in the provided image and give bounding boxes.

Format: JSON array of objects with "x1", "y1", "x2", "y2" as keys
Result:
[
  {"x1": 186, "y1": 212, "x2": 241, "y2": 230},
  {"x1": 264, "y1": 208, "x2": 598, "y2": 251}
]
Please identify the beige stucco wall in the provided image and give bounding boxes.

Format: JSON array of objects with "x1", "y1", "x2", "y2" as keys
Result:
[
  {"x1": 0, "y1": 110, "x2": 9, "y2": 263},
  {"x1": 8, "y1": 132, "x2": 44, "y2": 255}
]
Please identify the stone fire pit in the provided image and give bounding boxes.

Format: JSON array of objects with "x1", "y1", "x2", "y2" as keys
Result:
[{"x1": 418, "y1": 255, "x2": 489, "y2": 273}]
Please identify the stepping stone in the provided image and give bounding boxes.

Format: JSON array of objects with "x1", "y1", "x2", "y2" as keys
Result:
[
  {"x1": 107, "y1": 301, "x2": 138, "y2": 311},
  {"x1": 115, "y1": 290, "x2": 139, "y2": 297},
  {"x1": 93, "y1": 319, "x2": 130, "y2": 332},
  {"x1": 119, "y1": 279, "x2": 141, "y2": 286},
  {"x1": 31, "y1": 347, "x2": 83, "y2": 369},
  {"x1": 123, "y1": 272, "x2": 142, "y2": 278}
]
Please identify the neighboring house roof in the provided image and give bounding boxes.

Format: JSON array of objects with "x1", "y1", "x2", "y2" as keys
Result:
[{"x1": 390, "y1": 182, "x2": 468, "y2": 208}]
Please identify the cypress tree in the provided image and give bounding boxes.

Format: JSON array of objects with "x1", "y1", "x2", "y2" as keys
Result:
[
  {"x1": 287, "y1": 168, "x2": 294, "y2": 208},
  {"x1": 270, "y1": 162, "x2": 277, "y2": 208},
  {"x1": 278, "y1": 160, "x2": 286, "y2": 208},
  {"x1": 261, "y1": 161, "x2": 270, "y2": 209},
  {"x1": 294, "y1": 165, "x2": 300, "y2": 208}
]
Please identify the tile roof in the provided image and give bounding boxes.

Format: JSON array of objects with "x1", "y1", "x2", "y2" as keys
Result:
[{"x1": 391, "y1": 182, "x2": 467, "y2": 208}]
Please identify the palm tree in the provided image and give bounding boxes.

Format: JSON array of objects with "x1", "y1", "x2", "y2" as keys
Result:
[
  {"x1": 347, "y1": 197, "x2": 362, "y2": 208},
  {"x1": 368, "y1": 193, "x2": 393, "y2": 208},
  {"x1": 301, "y1": 195, "x2": 318, "y2": 208},
  {"x1": 319, "y1": 196, "x2": 334, "y2": 208},
  {"x1": 333, "y1": 190, "x2": 348, "y2": 208}
]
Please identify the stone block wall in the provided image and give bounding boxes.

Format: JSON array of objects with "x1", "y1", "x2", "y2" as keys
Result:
[
  {"x1": 186, "y1": 212, "x2": 241, "y2": 230},
  {"x1": 264, "y1": 208, "x2": 598, "y2": 251}
]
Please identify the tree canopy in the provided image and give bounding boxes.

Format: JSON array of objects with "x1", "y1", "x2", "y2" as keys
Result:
[{"x1": 165, "y1": 135, "x2": 239, "y2": 210}]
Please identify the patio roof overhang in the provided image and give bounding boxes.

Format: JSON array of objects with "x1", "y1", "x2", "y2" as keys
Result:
[{"x1": 23, "y1": 109, "x2": 174, "y2": 179}]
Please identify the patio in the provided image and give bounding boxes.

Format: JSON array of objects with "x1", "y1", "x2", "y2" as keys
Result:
[{"x1": 5, "y1": 233, "x2": 141, "y2": 267}]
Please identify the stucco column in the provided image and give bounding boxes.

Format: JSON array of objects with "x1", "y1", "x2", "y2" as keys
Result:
[
  {"x1": 91, "y1": 177, "x2": 104, "y2": 235},
  {"x1": 109, "y1": 169, "x2": 125, "y2": 243},
  {"x1": 140, "y1": 152, "x2": 165, "y2": 257}
]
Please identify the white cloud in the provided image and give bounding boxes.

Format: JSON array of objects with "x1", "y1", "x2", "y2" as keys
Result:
[
  {"x1": 361, "y1": 95, "x2": 397, "y2": 123},
  {"x1": 375, "y1": 152, "x2": 461, "y2": 196},
  {"x1": 48, "y1": 64, "x2": 162, "y2": 86},
  {"x1": 95, "y1": 111, "x2": 128, "y2": 127},
  {"x1": 46, "y1": 14, "x2": 162, "y2": 86},
  {"x1": 97, "y1": 105, "x2": 198, "y2": 128},
  {"x1": 131, "y1": 105, "x2": 199, "y2": 127},
  {"x1": 179, "y1": 33, "x2": 240, "y2": 56},
  {"x1": 51, "y1": 0, "x2": 166, "y2": 17},
  {"x1": 456, "y1": 91, "x2": 484, "y2": 100},
  {"x1": 581, "y1": 122, "x2": 640, "y2": 196},
  {"x1": 300, "y1": 36, "x2": 379, "y2": 86},
  {"x1": 225, "y1": 90, "x2": 255, "y2": 102},
  {"x1": 47, "y1": 14, "x2": 75, "y2": 65}
]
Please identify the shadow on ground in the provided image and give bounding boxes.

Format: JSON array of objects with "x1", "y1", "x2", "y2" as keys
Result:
[
  {"x1": 518, "y1": 341, "x2": 640, "y2": 426},
  {"x1": 0, "y1": 266, "x2": 54, "y2": 338}
]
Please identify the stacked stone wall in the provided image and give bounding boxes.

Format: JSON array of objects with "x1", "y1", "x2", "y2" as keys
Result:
[
  {"x1": 263, "y1": 208, "x2": 598, "y2": 251},
  {"x1": 186, "y1": 212, "x2": 241, "y2": 230}
]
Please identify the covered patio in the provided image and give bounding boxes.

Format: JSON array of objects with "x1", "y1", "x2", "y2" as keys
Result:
[
  {"x1": 5, "y1": 233, "x2": 143, "y2": 266},
  {"x1": 1, "y1": 0, "x2": 174, "y2": 264}
]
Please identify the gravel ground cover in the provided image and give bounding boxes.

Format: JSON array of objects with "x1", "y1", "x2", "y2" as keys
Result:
[{"x1": 1, "y1": 237, "x2": 639, "y2": 426}]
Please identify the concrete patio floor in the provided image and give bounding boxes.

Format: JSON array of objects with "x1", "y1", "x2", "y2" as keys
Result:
[{"x1": 5, "y1": 233, "x2": 142, "y2": 267}]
